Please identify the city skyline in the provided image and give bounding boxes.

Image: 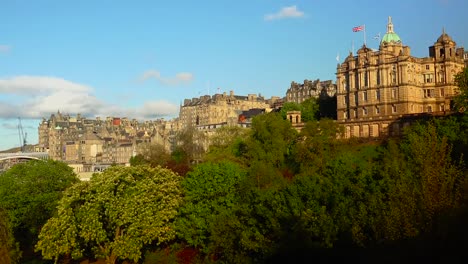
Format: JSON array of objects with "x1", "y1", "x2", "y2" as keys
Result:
[{"x1": 1, "y1": 0, "x2": 468, "y2": 150}]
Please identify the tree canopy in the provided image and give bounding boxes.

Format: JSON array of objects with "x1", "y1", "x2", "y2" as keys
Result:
[
  {"x1": 454, "y1": 67, "x2": 468, "y2": 112},
  {"x1": 0, "y1": 160, "x2": 79, "y2": 263},
  {"x1": 279, "y1": 98, "x2": 320, "y2": 123},
  {"x1": 176, "y1": 161, "x2": 247, "y2": 254},
  {"x1": 36, "y1": 165, "x2": 183, "y2": 264}
]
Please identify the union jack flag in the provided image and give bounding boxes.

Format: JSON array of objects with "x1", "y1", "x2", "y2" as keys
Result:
[{"x1": 353, "y1": 25, "x2": 364, "y2": 32}]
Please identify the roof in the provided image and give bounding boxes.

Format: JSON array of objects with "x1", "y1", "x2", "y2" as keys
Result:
[
  {"x1": 381, "y1": 16, "x2": 402, "y2": 45},
  {"x1": 382, "y1": 32, "x2": 401, "y2": 44},
  {"x1": 436, "y1": 29, "x2": 453, "y2": 43},
  {"x1": 239, "y1": 108, "x2": 265, "y2": 119}
]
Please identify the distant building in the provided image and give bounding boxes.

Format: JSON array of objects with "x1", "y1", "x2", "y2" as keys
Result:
[
  {"x1": 179, "y1": 90, "x2": 273, "y2": 129},
  {"x1": 336, "y1": 17, "x2": 465, "y2": 138},
  {"x1": 38, "y1": 112, "x2": 170, "y2": 166},
  {"x1": 464, "y1": 51, "x2": 468, "y2": 67},
  {"x1": 285, "y1": 79, "x2": 336, "y2": 104}
]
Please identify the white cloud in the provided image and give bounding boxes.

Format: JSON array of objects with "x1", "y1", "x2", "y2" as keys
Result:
[
  {"x1": 0, "y1": 76, "x2": 91, "y2": 95},
  {"x1": 139, "y1": 70, "x2": 161, "y2": 81},
  {"x1": 0, "y1": 45, "x2": 10, "y2": 53},
  {"x1": 0, "y1": 75, "x2": 179, "y2": 120},
  {"x1": 139, "y1": 69, "x2": 194, "y2": 85},
  {"x1": 264, "y1": 5, "x2": 305, "y2": 21}
]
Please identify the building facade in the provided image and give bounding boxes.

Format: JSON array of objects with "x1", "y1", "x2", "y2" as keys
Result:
[
  {"x1": 336, "y1": 17, "x2": 465, "y2": 138},
  {"x1": 179, "y1": 90, "x2": 273, "y2": 129},
  {"x1": 38, "y1": 112, "x2": 171, "y2": 165},
  {"x1": 286, "y1": 79, "x2": 336, "y2": 104}
]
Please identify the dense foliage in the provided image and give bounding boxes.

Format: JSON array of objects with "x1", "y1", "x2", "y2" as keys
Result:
[
  {"x1": 169, "y1": 112, "x2": 468, "y2": 263},
  {"x1": 36, "y1": 165, "x2": 183, "y2": 264},
  {"x1": 454, "y1": 67, "x2": 468, "y2": 112},
  {"x1": 176, "y1": 161, "x2": 247, "y2": 255},
  {"x1": 0, "y1": 208, "x2": 20, "y2": 264},
  {"x1": 3, "y1": 97, "x2": 468, "y2": 263},
  {"x1": 0, "y1": 160, "x2": 79, "y2": 263}
]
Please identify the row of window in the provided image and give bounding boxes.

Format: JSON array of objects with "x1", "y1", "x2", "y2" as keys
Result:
[
  {"x1": 342, "y1": 69, "x2": 448, "y2": 91},
  {"x1": 344, "y1": 105, "x2": 395, "y2": 119},
  {"x1": 344, "y1": 87, "x2": 445, "y2": 105},
  {"x1": 344, "y1": 104, "x2": 446, "y2": 119}
]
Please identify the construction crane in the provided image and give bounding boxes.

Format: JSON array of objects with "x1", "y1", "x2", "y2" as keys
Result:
[{"x1": 17, "y1": 117, "x2": 27, "y2": 152}]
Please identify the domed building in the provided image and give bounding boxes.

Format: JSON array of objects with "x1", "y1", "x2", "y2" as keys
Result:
[
  {"x1": 380, "y1": 16, "x2": 402, "y2": 45},
  {"x1": 336, "y1": 17, "x2": 466, "y2": 138}
]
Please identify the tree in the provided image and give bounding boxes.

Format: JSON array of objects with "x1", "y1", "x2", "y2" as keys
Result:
[
  {"x1": 292, "y1": 119, "x2": 344, "y2": 175},
  {"x1": 36, "y1": 165, "x2": 183, "y2": 264},
  {"x1": 174, "y1": 126, "x2": 207, "y2": 164},
  {"x1": 176, "y1": 161, "x2": 247, "y2": 255},
  {"x1": 129, "y1": 154, "x2": 148, "y2": 166},
  {"x1": 0, "y1": 160, "x2": 79, "y2": 262},
  {"x1": 279, "y1": 102, "x2": 301, "y2": 120},
  {"x1": 244, "y1": 113, "x2": 298, "y2": 188},
  {"x1": 279, "y1": 98, "x2": 320, "y2": 123},
  {"x1": 401, "y1": 122, "x2": 466, "y2": 229},
  {"x1": 208, "y1": 125, "x2": 249, "y2": 151},
  {"x1": 204, "y1": 125, "x2": 249, "y2": 163},
  {"x1": 300, "y1": 97, "x2": 320, "y2": 122},
  {"x1": 247, "y1": 113, "x2": 297, "y2": 168},
  {"x1": 453, "y1": 67, "x2": 468, "y2": 112},
  {"x1": 134, "y1": 142, "x2": 171, "y2": 167},
  {"x1": 0, "y1": 208, "x2": 21, "y2": 264}
]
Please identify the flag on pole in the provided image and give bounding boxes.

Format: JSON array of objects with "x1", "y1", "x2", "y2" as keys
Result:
[
  {"x1": 336, "y1": 53, "x2": 340, "y2": 62},
  {"x1": 352, "y1": 25, "x2": 365, "y2": 32}
]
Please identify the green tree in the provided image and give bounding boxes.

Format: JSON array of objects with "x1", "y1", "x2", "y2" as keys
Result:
[
  {"x1": 0, "y1": 160, "x2": 79, "y2": 262},
  {"x1": 292, "y1": 119, "x2": 344, "y2": 175},
  {"x1": 247, "y1": 113, "x2": 297, "y2": 168},
  {"x1": 401, "y1": 122, "x2": 466, "y2": 229},
  {"x1": 176, "y1": 161, "x2": 247, "y2": 255},
  {"x1": 279, "y1": 98, "x2": 320, "y2": 123},
  {"x1": 208, "y1": 188, "x2": 290, "y2": 263},
  {"x1": 375, "y1": 139, "x2": 420, "y2": 240},
  {"x1": 135, "y1": 142, "x2": 171, "y2": 167},
  {"x1": 0, "y1": 208, "x2": 21, "y2": 264},
  {"x1": 174, "y1": 126, "x2": 207, "y2": 164},
  {"x1": 129, "y1": 154, "x2": 147, "y2": 166},
  {"x1": 36, "y1": 165, "x2": 183, "y2": 264},
  {"x1": 208, "y1": 125, "x2": 249, "y2": 151},
  {"x1": 244, "y1": 113, "x2": 298, "y2": 188},
  {"x1": 453, "y1": 67, "x2": 468, "y2": 112},
  {"x1": 300, "y1": 97, "x2": 320, "y2": 122},
  {"x1": 279, "y1": 102, "x2": 301, "y2": 120},
  {"x1": 204, "y1": 125, "x2": 249, "y2": 163}
]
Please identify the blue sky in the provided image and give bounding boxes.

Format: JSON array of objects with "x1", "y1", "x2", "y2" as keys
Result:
[{"x1": 1, "y1": 0, "x2": 467, "y2": 150}]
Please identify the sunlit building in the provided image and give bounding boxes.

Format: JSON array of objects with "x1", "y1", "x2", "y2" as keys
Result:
[{"x1": 336, "y1": 17, "x2": 465, "y2": 138}]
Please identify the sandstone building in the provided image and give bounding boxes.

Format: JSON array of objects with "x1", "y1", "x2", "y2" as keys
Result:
[
  {"x1": 336, "y1": 17, "x2": 465, "y2": 138},
  {"x1": 38, "y1": 112, "x2": 172, "y2": 168},
  {"x1": 286, "y1": 79, "x2": 336, "y2": 104},
  {"x1": 179, "y1": 90, "x2": 274, "y2": 129}
]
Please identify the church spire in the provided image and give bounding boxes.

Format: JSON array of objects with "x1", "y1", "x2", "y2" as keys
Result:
[{"x1": 386, "y1": 16, "x2": 394, "y2": 34}]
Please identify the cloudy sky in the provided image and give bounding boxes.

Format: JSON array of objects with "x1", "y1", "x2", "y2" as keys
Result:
[{"x1": 1, "y1": 0, "x2": 467, "y2": 150}]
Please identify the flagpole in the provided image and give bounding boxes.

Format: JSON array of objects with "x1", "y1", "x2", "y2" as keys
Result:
[{"x1": 364, "y1": 24, "x2": 367, "y2": 46}]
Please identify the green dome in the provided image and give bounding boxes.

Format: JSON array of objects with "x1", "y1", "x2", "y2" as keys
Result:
[
  {"x1": 380, "y1": 16, "x2": 402, "y2": 45},
  {"x1": 381, "y1": 32, "x2": 401, "y2": 44}
]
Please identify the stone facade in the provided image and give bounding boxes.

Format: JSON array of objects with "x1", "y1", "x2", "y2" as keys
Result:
[
  {"x1": 285, "y1": 79, "x2": 336, "y2": 104},
  {"x1": 38, "y1": 112, "x2": 172, "y2": 165},
  {"x1": 179, "y1": 90, "x2": 273, "y2": 129},
  {"x1": 336, "y1": 17, "x2": 465, "y2": 138},
  {"x1": 464, "y1": 51, "x2": 468, "y2": 67}
]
